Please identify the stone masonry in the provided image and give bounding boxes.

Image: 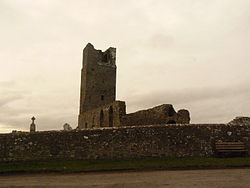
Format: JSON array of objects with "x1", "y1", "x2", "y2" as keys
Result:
[
  {"x1": 122, "y1": 104, "x2": 190, "y2": 126},
  {"x1": 78, "y1": 43, "x2": 190, "y2": 129},
  {"x1": 0, "y1": 124, "x2": 249, "y2": 162},
  {"x1": 228, "y1": 117, "x2": 250, "y2": 126}
]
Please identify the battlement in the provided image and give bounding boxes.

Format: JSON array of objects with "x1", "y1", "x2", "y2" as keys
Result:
[{"x1": 83, "y1": 43, "x2": 116, "y2": 67}]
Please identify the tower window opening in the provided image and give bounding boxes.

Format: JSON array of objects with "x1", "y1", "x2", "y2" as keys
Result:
[
  {"x1": 109, "y1": 106, "x2": 113, "y2": 127},
  {"x1": 100, "y1": 110, "x2": 104, "y2": 127},
  {"x1": 101, "y1": 95, "x2": 104, "y2": 101},
  {"x1": 102, "y1": 54, "x2": 108, "y2": 62}
]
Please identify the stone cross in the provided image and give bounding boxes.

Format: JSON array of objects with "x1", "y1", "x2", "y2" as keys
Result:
[
  {"x1": 31, "y1": 116, "x2": 35, "y2": 123},
  {"x1": 30, "y1": 116, "x2": 36, "y2": 132}
]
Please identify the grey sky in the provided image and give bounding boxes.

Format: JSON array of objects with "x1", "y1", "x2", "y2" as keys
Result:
[{"x1": 0, "y1": 0, "x2": 250, "y2": 132}]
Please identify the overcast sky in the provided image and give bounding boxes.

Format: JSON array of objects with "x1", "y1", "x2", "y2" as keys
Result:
[{"x1": 0, "y1": 0, "x2": 250, "y2": 132}]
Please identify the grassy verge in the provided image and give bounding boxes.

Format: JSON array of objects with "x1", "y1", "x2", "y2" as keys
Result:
[{"x1": 1, "y1": 157, "x2": 250, "y2": 174}]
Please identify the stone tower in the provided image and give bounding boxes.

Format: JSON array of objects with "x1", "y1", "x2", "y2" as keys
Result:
[
  {"x1": 78, "y1": 43, "x2": 190, "y2": 129},
  {"x1": 78, "y1": 43, "x2": 117, "y2": 126}
]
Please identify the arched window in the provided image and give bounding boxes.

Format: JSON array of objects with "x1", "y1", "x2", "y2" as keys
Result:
[
  {"x1": 108, "y1": 106, "x2": 113, "y2": 127},
  {"x1": 92, "y1": 116, "x2": 95, "y2": 128},
  {"x1": 100, "y1": 110, "x2": 104, "y2": 127},
  {"x1": 102, "y1": 53, "x2": 109, "y2": 62},
  {"x1": 167, "y1": 120, "x2": 176, "y2": 124}
]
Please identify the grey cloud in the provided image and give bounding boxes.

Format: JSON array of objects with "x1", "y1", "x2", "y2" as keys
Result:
[
  {"x1": 0, "y1": 81, "x2": 25, "y2": 107},
  {"x1": 126, "y1": 83, "x2": 250, "y2": 108},
  {"x1": 0, "y1": 105, "x2": 77, "y2": 132},
  {"x1": 0, "y1": 88, "x2": 24, "y2": 108},
  {"x1": 0, "y1": 0, "x2": 250, "y2": 132},
  {"x1": 36, "y1": 114, "x2": 77, "y2": 131},
  {"x1": 0, "y1": 81, "x2": 16, "y2": 87},
  {"x1": 0, "y1": 95, "x2": 23, "y2": 107},
  {"x1": 124, "y1": 83, "x2": 250, "y2": 123},
  {"x1": 0, "y1": 84, "x2": 78, "y2": 132},
  {"x1": 147, "y1": 34, "x2": 175, "y2": 49}
]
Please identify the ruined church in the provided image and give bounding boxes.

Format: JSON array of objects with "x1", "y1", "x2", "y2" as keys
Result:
[
  {"x1": 1, "y1": 44, "x2": 249, "y2": 163},
  {"x1": 78, "y1": 43, "x2": 190, "y2": 129}
]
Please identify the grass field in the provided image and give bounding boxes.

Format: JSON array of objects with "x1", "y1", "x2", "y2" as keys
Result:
[{"x1": 1, "y1": 157, "x2": 250, "y2": 174}]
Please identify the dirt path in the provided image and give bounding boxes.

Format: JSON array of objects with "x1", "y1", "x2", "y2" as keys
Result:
[{"x1": 0, "y1": 169, "x2": 250, "y2": 188}]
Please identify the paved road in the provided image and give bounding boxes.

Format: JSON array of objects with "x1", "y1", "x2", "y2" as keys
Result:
[{"x1": 0, "y1": 169, "x2": 250, "y2": 188}]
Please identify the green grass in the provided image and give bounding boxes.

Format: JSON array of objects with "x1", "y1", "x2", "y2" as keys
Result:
[{"x1": 1, "y1": 157, "x2": 250, "y2": 174}]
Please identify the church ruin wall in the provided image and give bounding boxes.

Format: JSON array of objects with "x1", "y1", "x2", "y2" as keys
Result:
[
  {"x1": 122, "y1": 104, "x2": 190, "y2": 126},
  {"x1": 78, "y1": 101, "x2": 126, "y2": 129}
]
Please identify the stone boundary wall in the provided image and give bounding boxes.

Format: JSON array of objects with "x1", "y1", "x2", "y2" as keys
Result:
[{"x1": 0, "y1": 124, "x2": 249, "y2": 162}]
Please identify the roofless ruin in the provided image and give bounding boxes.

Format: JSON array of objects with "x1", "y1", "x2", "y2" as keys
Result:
[
  {"x1": 0, "y1": 43, "x2": 249, "y2": 162},
  {"x1": 78, "y1": 43, "x2": 190, "y2": 129}
]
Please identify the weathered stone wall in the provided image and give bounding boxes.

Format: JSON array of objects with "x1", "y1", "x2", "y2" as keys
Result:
[
  {"x1": 0, "y1": 124, "x2": 249, "y2": 162},
  {"x1": 77, "y1": 44, "x2": 191, "y2": 129},
  {"x1": 78, "y1": 103, "x2": 190, "y2": 129},
  {"x1": 228, "y1": 117, "x2": 250, "y2": 126},
  {"x1": 78, "y1": 101, "x2": 126, "y2": 129},
  {"x1": 79, "y1": 43, "x2": 116, "y2": 115},
  {"x1": 122, "y1": 104, "x2": 190, "y2": 126}
]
